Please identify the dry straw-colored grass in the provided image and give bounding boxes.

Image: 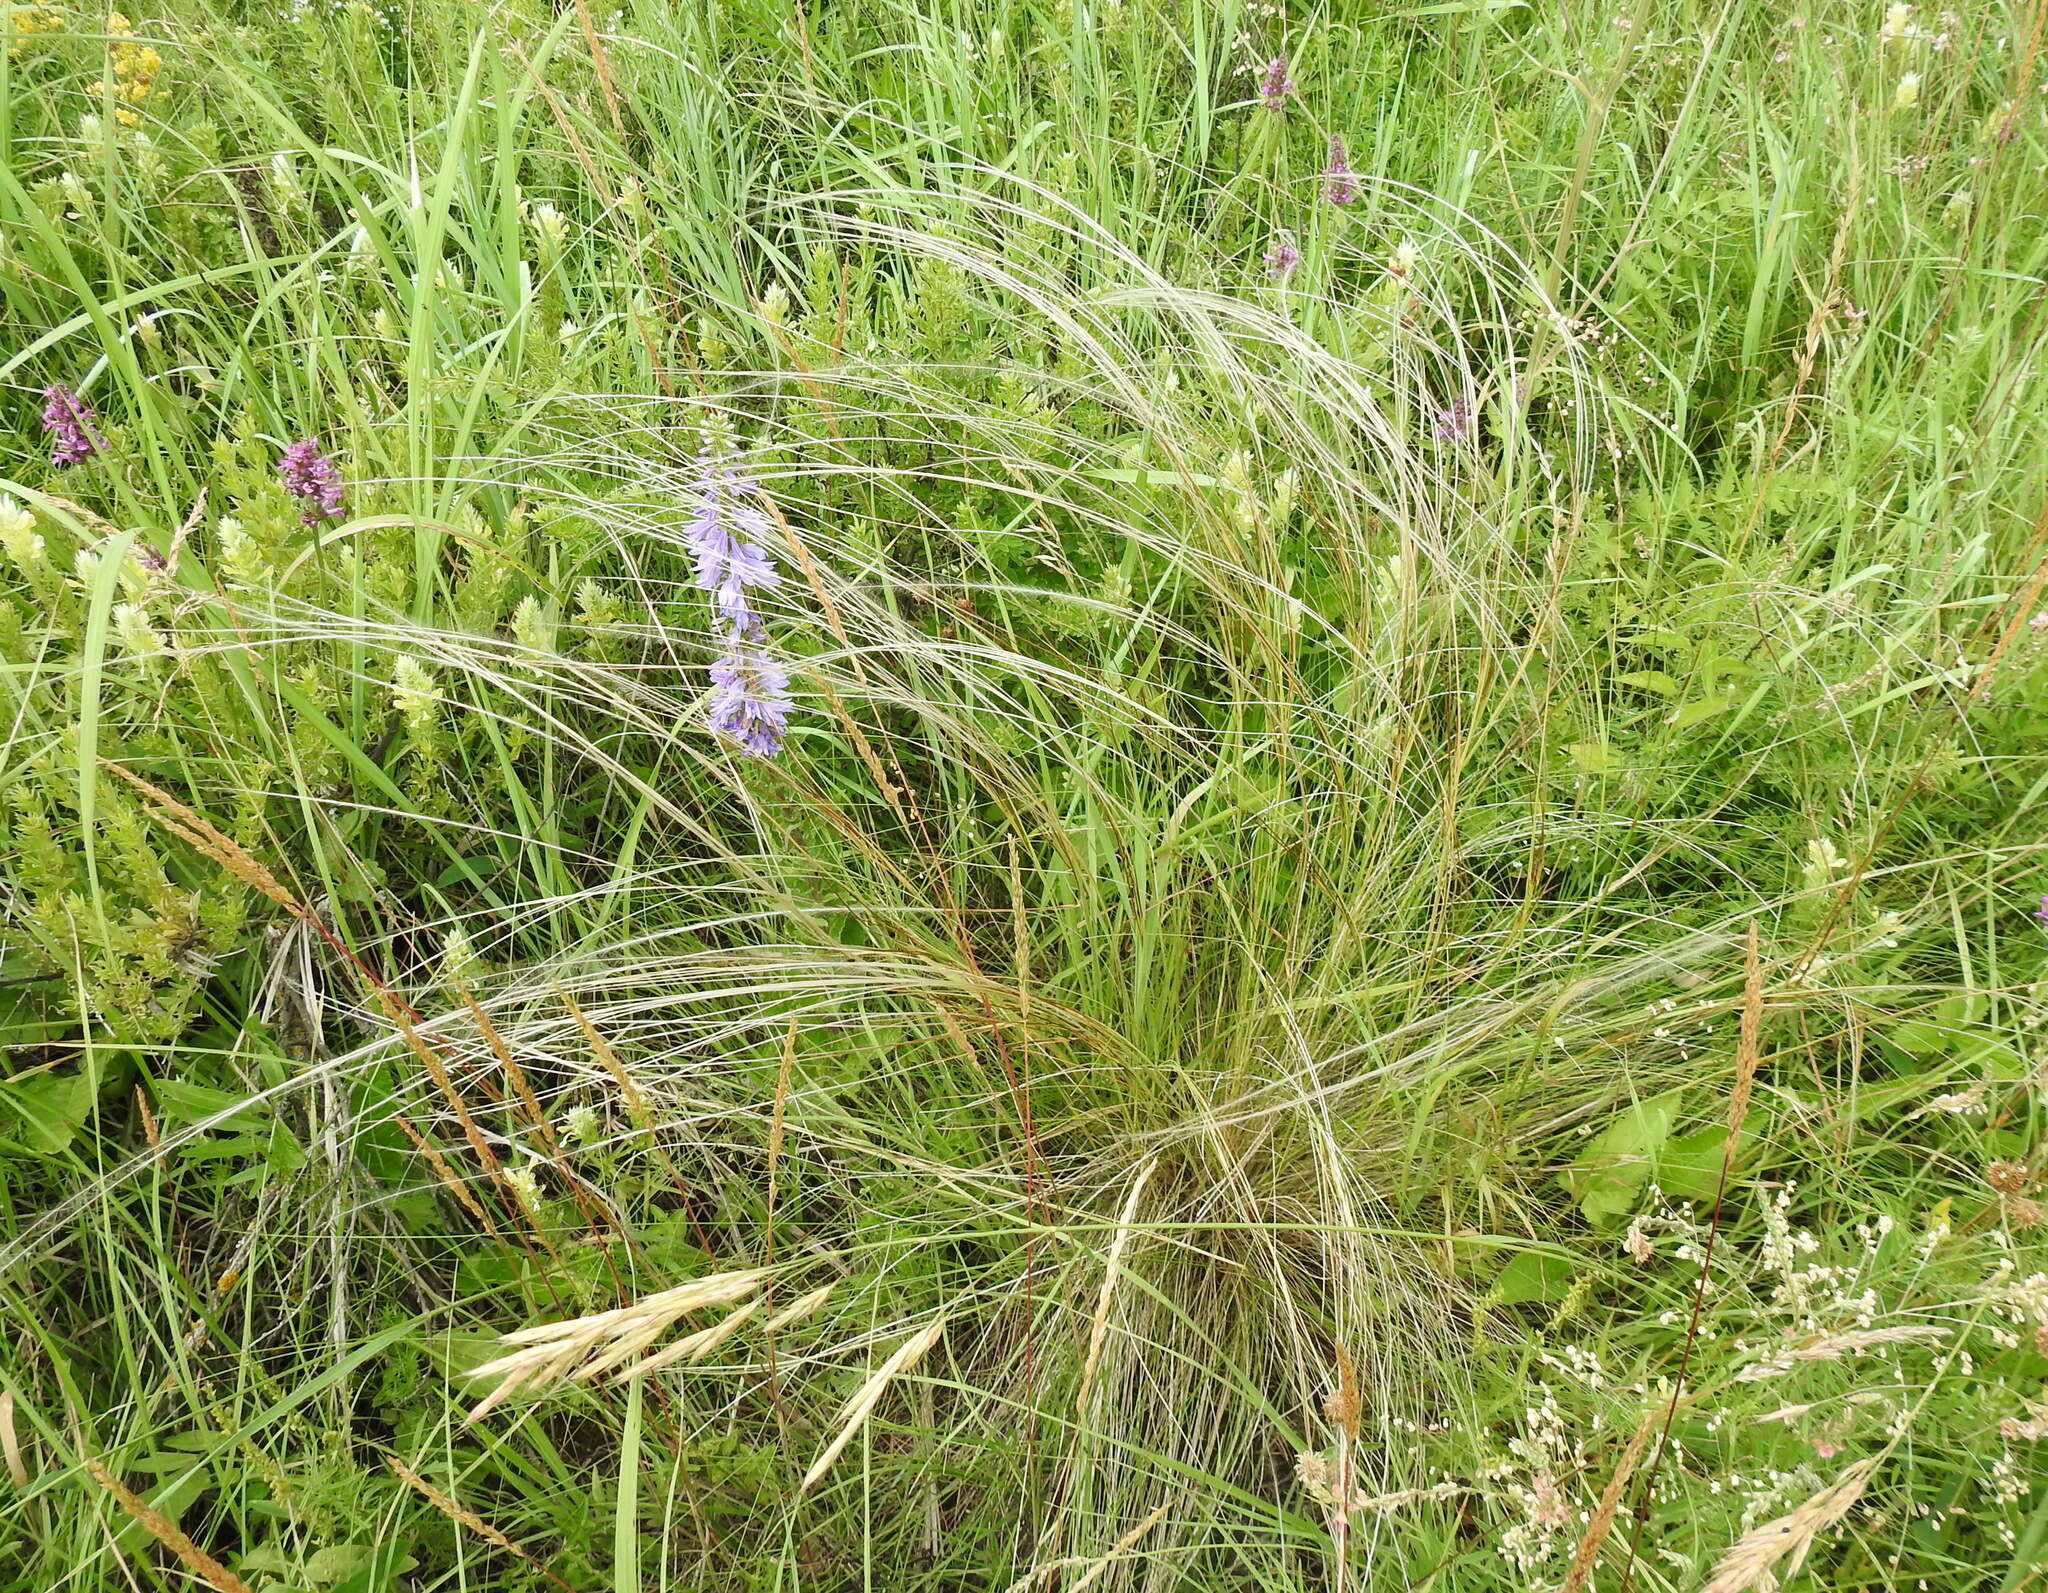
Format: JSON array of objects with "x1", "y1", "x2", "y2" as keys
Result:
[
  {"x1": 463, "y1": 1267, "x2": 774, "y2": 1420},
  {"x1": 83, "y1": 1457, "x2": 252, "y2": 1593},
  {"x1": 1698, "y1": 1456, "x2": 1879, "y2": 1593},
  {"x1": 385, "y1": 1456, "x2": 583, "y2": 1593},
  {"x1": 798, "y1": 1315, "x2": 950, "y2": 1493}
]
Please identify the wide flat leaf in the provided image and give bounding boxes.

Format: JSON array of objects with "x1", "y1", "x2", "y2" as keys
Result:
[
  {"x1": 1498, "y1": 1250, "x2": 1573, "y2": 1304},
  {"x1": 0, "y1": 1070, "x2": 95, "y2": 1154},
  {"x1": 1560, "y1": 1091, "x2": 1683, "y2": 1227}
]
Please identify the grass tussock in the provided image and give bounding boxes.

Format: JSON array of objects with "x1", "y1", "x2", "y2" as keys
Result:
[{"x1": 1, "y1": 0, "x2": 2047, "y2": 1589}]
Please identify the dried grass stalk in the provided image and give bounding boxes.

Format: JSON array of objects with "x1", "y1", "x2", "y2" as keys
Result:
[
  {"x1": 0, "y1": 1390, "x2": 26, "y2": 1488},
  {"x1": 1002, "y1": 1502, "x2": 1173, "y2": 1593},
  {"x1": 799, "y1": 1315, "x2": 948, "y2": 1493},
  {"x1": 465, "y1": 1268, "x2": 768, "y2": 1420},
  {"x1": 1733, "y1": 1325, "x2": 1948, "y2": 1381},
  {"x1": 1560, "y1": 1411, "x2": 1656, "y2": 1593},
  {"x1": 1077, "y1": 1158, "x2": 1156, "y2": 1417},
  {"x1": 83, "y1": 1456, "x2": 252, "y2": 1593},
  {"x1": 100, "y1": 760, "x2": 299, "y2": 914},
  {"x1": 386, "y1": 1457, "x2": 582, "y2": 1593},
  {"x1": 1700, "y1": 1456, "x2": 1878, "y2": 1593}
]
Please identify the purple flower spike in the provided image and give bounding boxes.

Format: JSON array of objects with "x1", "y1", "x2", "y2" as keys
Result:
[
  {"x1": 1325, "y1": 136, "x2": 1357, "y2": 205},
  {"x1": 1263, "y1": 239, "x2": 1301, "y2": 281},
  {"x1": 686, "y1": 447, "x2": 783, "y2": 640},
  {"x1": 2036, "y1": 892, "x2": 2048, "y2": 927},
  {"x1": 689, "y1": 445, "x2": 795, "y2": 757},
  {"x1": 708, "y1": 642, "x2": 791, "y2": 757},
  {"x1": 278, "y1": 438, "x2": 347, "y2": 526},
  {"x1": 1435, "y1": 398, "x2": 1472, "y2": 444},
  {"x1": 1258, "y1": 55, "x2": 1294, "y2": 109},
  {"x1": 42, "y1": 384, "x2": 102, "y2": 467}
]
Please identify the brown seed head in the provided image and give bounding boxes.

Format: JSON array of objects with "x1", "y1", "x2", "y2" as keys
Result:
[
  {"x1": 1322, "y1": 1344, "x2": 1362, "y2": 1437},
  {"x1": 1987, "y1": 1160, "x2": 2031, "y2": 1195}
]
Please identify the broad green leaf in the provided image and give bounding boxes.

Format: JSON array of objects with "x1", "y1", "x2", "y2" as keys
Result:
[
  {"x1": 307, "y1": 1546, "x2": 377, "y2": 1584},
  {"x1": 1659, "y1": 1125, "x2": 1731, "y2": 1203},
  {"x1": 0, "y1": 1071, "x2": 95, "y2": 1154},
  {"x1": 1560, "y1": 1091, "x2": 1682, "y2": 1227},
  {"x1": 1497, "y1": 1251, "x2": 1573, "y2": 1304},
  {"x1": 1667, "y1": 693, "x2": 1738, "y2": 729},
  {"x1": 1568, "y1": 739, "x2": 1620, "y2": 774}
]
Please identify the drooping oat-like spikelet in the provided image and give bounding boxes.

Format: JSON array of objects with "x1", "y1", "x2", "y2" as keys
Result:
[
  {"x1": 763, "y1": 1281, "x2": 837, "y2": 1334},
  {"x1": 1699, "y1": 1456, "x2": 1879, "y2": 1593},
  {"x1": 614, "y1": 1297, "x2": 762, "y2": 1380},
  {"x1": 464, "y1": 1268, "x2": 770, "y2": 1420}
]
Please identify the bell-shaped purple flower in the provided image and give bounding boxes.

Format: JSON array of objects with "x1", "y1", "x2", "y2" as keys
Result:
[
  {"x1": 686, "y1": 448, "x2": 782, "y2": 639},
  {"x1": 707, "y1": 642, "x2": 791, "y2": 758},
  {"x1": 279, "y1": 438, "x2": 347, "y2": 526},
  {"x1": 42, "y1": 384, "x2": 102, "y2": 467}
]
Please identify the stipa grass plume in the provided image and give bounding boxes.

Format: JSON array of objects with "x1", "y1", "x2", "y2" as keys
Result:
[{"x1": 434, "y1": 177, "x2": 1716, "y2": 1582}]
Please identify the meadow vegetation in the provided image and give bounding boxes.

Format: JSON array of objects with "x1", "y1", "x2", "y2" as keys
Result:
[{"x1": 2, "y1": 0, "x2": 2047, "y2": 1588}]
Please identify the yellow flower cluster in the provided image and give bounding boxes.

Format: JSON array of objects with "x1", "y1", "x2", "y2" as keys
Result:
[
  {"x1": 106, "y1": 10, "x2": 160, "y2": 126},
  {"x1": 8, "y1": 6, "x2": 65, "y2": 57}
]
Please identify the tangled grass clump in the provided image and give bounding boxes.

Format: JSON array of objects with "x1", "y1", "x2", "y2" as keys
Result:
[{"x1": 2, "y1": 1, "x2": 2047, "y2": 1589}]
